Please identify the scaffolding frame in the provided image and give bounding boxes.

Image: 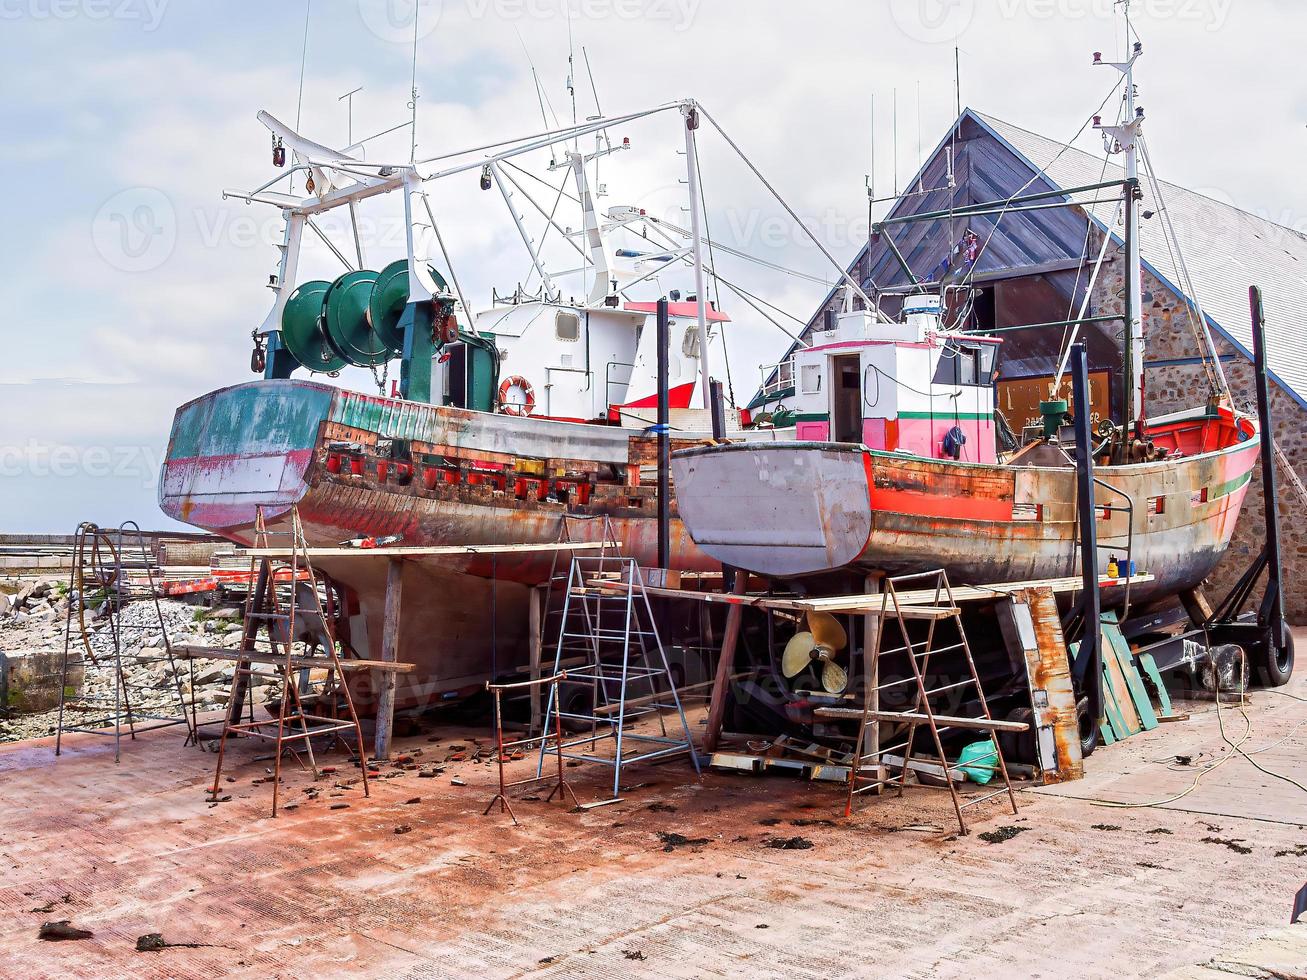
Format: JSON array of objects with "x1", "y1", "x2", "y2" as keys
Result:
[
  {"x1": 537, "y1": 556, "x2": 701, "y2": 801},
  {"x1": 55, "y1": 521, "x2": 196, "y2": 761}
]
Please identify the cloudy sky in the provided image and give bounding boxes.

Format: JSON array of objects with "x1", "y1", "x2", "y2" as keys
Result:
[{"x1": 1, "y1": 0, "x2": 1303, "y2": 533}]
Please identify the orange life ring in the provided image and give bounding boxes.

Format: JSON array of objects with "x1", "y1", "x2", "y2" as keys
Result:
[{"x1": 498, "y1": 375, "x2": 536, "y2": 416}]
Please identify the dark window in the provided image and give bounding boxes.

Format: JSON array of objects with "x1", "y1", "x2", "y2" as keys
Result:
[{"x1": 933, "y1": 343, "x2": 988, "y2": 387}]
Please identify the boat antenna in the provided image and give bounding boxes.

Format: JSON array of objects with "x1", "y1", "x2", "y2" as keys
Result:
[
  {"x1": 916, "y1": 80, "x2": 923, "y2": 184},
  {"x1": 582, "y1": 47, "x2": 612, "y2": 153},
  {"x1": 892, "y1": 87, "x2": 899, "y2": 196},
  {"x1": 291, "y1": 0, "x2": 311, "y2": 194},
  {"x1": 408, "y1": 2, "x2": 421, "y2": 163},
  {"x1": 953, "y1": 46, "x2": 961, "y2": 120},
  {"x1": 566, "y1": 1, "x2": 578, "y2": 149},
  {"x1": 515, "y1": 28, "x2": 564, "y2": 164}
]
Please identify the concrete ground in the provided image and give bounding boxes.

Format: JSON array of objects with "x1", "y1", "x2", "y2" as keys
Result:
[{"x1": 3, "y1": 634, "x2": 1307, "y2": 979}]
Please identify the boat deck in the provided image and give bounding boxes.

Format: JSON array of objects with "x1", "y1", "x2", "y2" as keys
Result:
[{"x1": 3, "y1": 632, "x2": 1306, "y2": 978}]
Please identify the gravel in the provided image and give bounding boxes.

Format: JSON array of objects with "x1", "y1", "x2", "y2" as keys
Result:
[{"x1": 0, "y1": 585, "x2": 288, "y2": 744}]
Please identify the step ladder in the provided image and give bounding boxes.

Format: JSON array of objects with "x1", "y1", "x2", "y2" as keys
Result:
[
  {"x1": 835, "y1": 570, "x2": 1020, "y2": 836},
  {"x1": 55, "y1": 521, "x2": 196, "y2": 761},
  {"x1": 536, "y1": 555, "x2": 700, "y2": 801},
  {"x1": 204, "y1": 506, "x2": 370, "y2": 817},
  {"x1": 521, "y1": 516, "x2": 621, "y2": 735}
]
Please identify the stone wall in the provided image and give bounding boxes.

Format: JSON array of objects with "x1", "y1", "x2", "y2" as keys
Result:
[{"x1": 1090, "y1": 232, "x2": 1307, "y2": 624}]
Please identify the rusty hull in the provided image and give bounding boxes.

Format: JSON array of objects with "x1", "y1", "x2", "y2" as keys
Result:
[
  {"x1": 672, "y1": 434, "x2": 1259, "y2": 606},
  {"x1": 158, "y1": 380, "x2": 716, "y2": 704}
]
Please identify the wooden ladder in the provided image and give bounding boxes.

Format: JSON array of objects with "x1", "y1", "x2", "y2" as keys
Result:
[
  {"x1": 828, "y1": 570, "x2": 1023, "y2": 836},
  {"x1": 205, "y1": 506, "x2": 371, "y2": 816}
]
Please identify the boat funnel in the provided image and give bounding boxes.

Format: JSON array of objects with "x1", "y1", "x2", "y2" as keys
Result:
[{"x1": 1039, "y1": 399, "x2": 1069, "y2": 440}]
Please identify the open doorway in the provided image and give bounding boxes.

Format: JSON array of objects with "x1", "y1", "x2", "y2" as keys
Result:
[{"x1": 832, "y1": 354, "x2": 862, "y2": 443}]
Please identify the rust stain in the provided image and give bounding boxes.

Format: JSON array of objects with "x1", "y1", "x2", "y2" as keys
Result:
[{"x1": 1017, "y1": 587, "x2": 1083, "y2": 784}]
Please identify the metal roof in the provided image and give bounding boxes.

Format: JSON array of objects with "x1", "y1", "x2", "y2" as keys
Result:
[{"x1": 972, "y1": 111, "x2": 1307, "y2": 410}]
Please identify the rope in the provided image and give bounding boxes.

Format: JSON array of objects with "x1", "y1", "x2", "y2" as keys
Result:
[
  {"x1": 1092, "y1": 673, "x2": 1307, "y2": 809},
  {"x1": 694, "y1": 139, "x2": 734, "y2": 405},
  {"x1": 290, "y1": 0, "x2": 311, "y2": 195}
]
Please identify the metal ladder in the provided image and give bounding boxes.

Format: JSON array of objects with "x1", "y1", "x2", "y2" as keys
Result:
[
  {"x1": 206, "y1": 506, "x2": 370, "y2": 816},
  {"x1": 536, "y1": 555, "x2": 700, "y2": 801},
  {"x1": 521, "y1": 516, "x2": 622, "y2": 734},
  {"x1": 55, "y1": 521, "x2": 195, "y2": 761},
  {"x1": 840, "y1": 570, "x2": 1020, "y2": 836}
]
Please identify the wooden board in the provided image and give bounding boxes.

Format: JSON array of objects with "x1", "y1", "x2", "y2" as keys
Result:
[
  {"x1": 606, "y1": 574, "x2": 1153, "y2": 615},
  {"x1": 1138, "y1": 652, "x2": 1174, "y2": 717},
  {"x1": 1103, "y1": 614, "x2": 1159, "y2": 731},
  {"x1": 813, "y1": 707, "x2": 1029, "y2": 732},
  {"x1": 174, "y1": 644, "x2": 416, "y2": 673}
]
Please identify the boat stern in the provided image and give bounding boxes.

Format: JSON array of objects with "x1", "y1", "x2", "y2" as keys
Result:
[
  {"x1": 671, "y1": 442, "x2": 872, "y2": 578},
  {"x1": 159, "y1": 380, "x2": 335, "y2": 534}
]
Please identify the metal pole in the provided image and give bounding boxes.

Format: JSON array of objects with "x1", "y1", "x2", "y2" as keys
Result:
[
  {"x1": 710, "y1": 380, "x2": 727, "y2": 441},
  {"x1": 1070, "y1": 343, "x2": 1103, "y2": 728},
  {"x1": 1121, "y1": 178, "x2": 1139, "y2": 442},
  {"x1": 683, "y1": 104, "x2": 713, "y2": 410},
  {"x1": 1249, "y1": 287, "x2": 1288, "y2": 667},
  {"x1": 656, "y1": 298, "x2": 671, "y2": 569}
]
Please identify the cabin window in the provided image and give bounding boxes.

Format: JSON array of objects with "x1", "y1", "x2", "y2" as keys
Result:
[
  {"x1": 933, "y1": 343, "x2": 993, "y2": 387},
  {"x1": 555, "y1": 311, "x2": 580, "y2": 341},
  {"x1": 800, "y1": 363, "x2": 823, "y2": 394}
]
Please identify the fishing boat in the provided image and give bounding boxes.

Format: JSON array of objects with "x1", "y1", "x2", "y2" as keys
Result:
[
  {"x1": 159, "y1": 96, "x2": 845, "y2": 703},
  {"x1": 671, "y1": 41, "x2": 1260, "y2": 614}
]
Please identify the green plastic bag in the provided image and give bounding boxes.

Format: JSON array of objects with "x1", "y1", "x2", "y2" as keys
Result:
[{"x1": 957, "y1": 739, "x2": 998, "y2": 784}]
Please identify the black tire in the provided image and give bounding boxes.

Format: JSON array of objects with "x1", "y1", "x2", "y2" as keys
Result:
[
  {"x1": 1253, "y1": 629, "x2": 1295, "y2": 688},
  {"x1": 1077, "y1": 696, "x2": 1099, "y2": 758}
]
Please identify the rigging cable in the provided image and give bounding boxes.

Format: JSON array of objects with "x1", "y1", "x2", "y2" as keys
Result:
[
  {"x1": 694, "y1": 135, "x2": 735, "y2": 405},
  {"x1": 960, "y1": 75, "x2": 1125, "y2": 291},
  {"x1": 290, "y1": 0, "x2": 311, "y2": 195},
  {"x1": 1137, "y1": 135, "x2": 1227, "y2": 397}
]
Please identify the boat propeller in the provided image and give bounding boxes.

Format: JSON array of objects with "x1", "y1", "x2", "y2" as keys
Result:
[{"x1": 781, "y1": 612, "x2": 849, "y2": 694}]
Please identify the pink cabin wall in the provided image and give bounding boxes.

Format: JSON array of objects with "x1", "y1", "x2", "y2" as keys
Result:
[{"x1": 894, "y1": 417, "x2": 997, "y2": 464}]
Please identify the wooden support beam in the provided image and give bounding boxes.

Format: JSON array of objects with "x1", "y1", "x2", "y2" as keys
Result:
[
  {"x1": 174, "y1": 645, "x2": 415, "y2": 673},
  {"x1": 595, "y1": 573, "x2": 1154, "y2": 614},
  {"x1": 528, "y1": 584, "x2": 544, "y2": 737},
  {"x1": 814, "y1": 706, "x2": 1030, "y2": 733},
  {"x1": 703, "y1": 569, "x2": 746, "y2": 754},
  {"x1": 862, "y1": 572, "x2": 884, "y2": 794},
  {"x1": 375, "y1": 558, "x2": 403, "y2": 761}
]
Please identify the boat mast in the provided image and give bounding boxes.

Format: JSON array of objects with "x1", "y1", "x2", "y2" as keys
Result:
[
  {"x1": 683, "y1": 102, "x2": 713, "y2": 410},
  {"x1": 1095, "y1": 6, "x2": 1146, "y2": 436}
]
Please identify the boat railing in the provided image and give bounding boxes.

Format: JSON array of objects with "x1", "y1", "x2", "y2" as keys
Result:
[
  {"x1": 1091, "y1": 476, "x2": 1135, "y2": 620},
  {"x1": 758, "y1": 358, "x2": 795, "y2": 399}
]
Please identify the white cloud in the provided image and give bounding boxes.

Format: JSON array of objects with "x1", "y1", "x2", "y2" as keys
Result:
[{"x1": 3, "y1": 0, "x2": 1306, "y2": 530}]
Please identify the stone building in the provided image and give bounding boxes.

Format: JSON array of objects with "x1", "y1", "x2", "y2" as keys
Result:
[{"x1": 758, "y1": 110, "x2": 1306, "y2": 622}]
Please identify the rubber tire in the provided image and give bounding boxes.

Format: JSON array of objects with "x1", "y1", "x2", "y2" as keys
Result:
[
  {"x1": 1254, "y1": 629, "x2": 1295, "y2": 688},
  {"x1": 1077, "y1": 696, "x2": 1099, "y2": 758}
]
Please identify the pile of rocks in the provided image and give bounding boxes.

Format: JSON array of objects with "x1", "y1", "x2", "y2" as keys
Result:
[
  {"x1": 0, "y1": 589, "x2": 289, "y2": 744},
  {"x1": 0, "y1": 578, "x2": 69, "y2": 629}
]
